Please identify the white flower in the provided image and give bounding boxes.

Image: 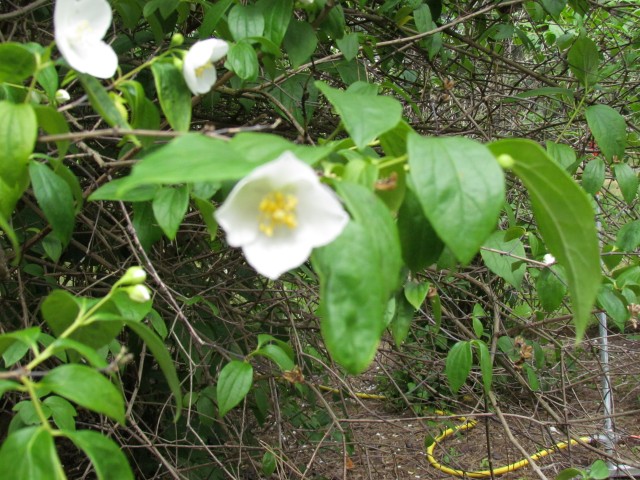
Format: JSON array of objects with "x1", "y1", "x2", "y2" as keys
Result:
[
  {"x1": 543, "y1": 253, "x2": 556, "y2": 265},
  {"x1": 54, "y1": 0, "x2": 118, "y2": 78},
  {"x1": 55, "y1": 89, "x2": 71, "y2": 103},
  {"x1": 126, "y1": 285, "x2": 151, "y2": 303},
  {"x1": 215, "y1": 152, "x2": 350, "y2": 279},
  {"x1": 182, "y1": 39, "x2": 229, "y2": 95}
]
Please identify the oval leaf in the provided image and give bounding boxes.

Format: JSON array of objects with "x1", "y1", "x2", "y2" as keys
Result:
[
  {"x1": 585, "y1": 104, "x2": 626, "y2": 163},
  {"x1": 151, "y1": 61, "x2": 192, "y2": 132},
  {"x1": 217, "y1": 360, "x2": 253, "y2": 417},
  {"x1": 0, "y1": 427, "x2": 65, "y2": 480},
  {"x1": 408, "y1": 134, "x2": 505, "y2": 264},
  {"x1": 64, "y1": 430, "x2": 134, "y2": 480},
  {"x1": 445, "y1": 341, "x2": 472, "y2": 394}
]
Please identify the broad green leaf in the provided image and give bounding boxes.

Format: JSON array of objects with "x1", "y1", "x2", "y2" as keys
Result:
[
  {"x1": 79, "y1": 74, "x2": 129, "y2": 129},
  {"x1": 489, "y1": 139, "x2": 601, "y2": 340},
  {"x1": 546, "y1": 141, "x2": 578, "y2": 173},
  {"x1": 64, "y1": 430, "x2": 134, "y2": 480},
  {"x1": 199, "y1": 0, "x2": 234, "y2": 38},
  {"x1": 228, "y1": 4, "x2": 264, "y2": 41},
  {"x1": 336, "y1": 33, "x2": 359, "y2": 61},
  {"x1": 567, "y1": 36, "x2": 600, "y2": 87},
  {"x1": 616, "y1": 220, "x2": 640, "y2": 252},
  {"x1": 255, "y1": 344, "x2": 294, "y2": 371},
  {"x1": 408, "y1": 134, "x2": 505, "y2": 264},
  {"x1": 613, "y1": 163, "x2": 638, "y2": 204},
  {"x1": 523, "y1": 363, "x2": 540, "y2": 391},
  {"x1": 48, "y1": 338, "x2": 109, "y2": 369},
  {"x1": 194, "y1": 197, "x2": 218, "y2": 240},
  {"x1": 29, "y1": 162, "x2": 75, "y2": 247},
  {"x1": 514, "y1": 87, "x2": 574, "y2": 100},
  {"x1": 335, "y1": 182, "x2": 402, "y2": 295},
  {"x1": 152, "y1": 186, "x2": 189, "y2": 240},
  {"x1": 217, "y1": 360, "x2": 253, "y2": 417},
  {"x1": 597, "y1": 286, "x2": 629, "y2": 330},
  {"x1": 556, "y1": 468, "x2": 584, "y2": 480},
  {"x1": 536, "y1": 266, "x2": 567, "y2": 312},
  {"x1": 0, "y1": 327, "x2": 40, "y2": 366},
  {"x1": 0, "y1": 169, "x2": 29, "y2": 220},
  {"x1": 481, "y1": 230, "x2": 527, "y2": 289},
  {"x1": 262, "y1": 451, "x2": 277, "y2": 477},
  {"x1": 313, "y1": 222, "x2": 387, "y2": 374},
  {"x1": 588, "y1": 459, "x2": 611, "y2": 480},
  {"x1": 133, "y1": 202, "x2": 163, "y2": 251},
  {"x1": 43, "y1": 396, "x2": 77, "y2": 431},
  {"x1": 541, "y1": 0, "x2": 567, "y2": 17},
  {"x1": 33, "y1": 105, "x2": 70, "y2": 158},
  {"x1": 316, "y1": 81, "x2": 403, "y2": 149},
  {"x1": 227, "y1": 41, "x2": 259, "y2": 81},
  {"x1": 445, "y1": 341, "x2": 472, "y2": 393},
  {"x1": 268, "y1": 73, "x2": 319, "y2": 126},
  {"x1": 389, "y1": 293, "x2": 414, "y2": 347},
  {"x1": 90, "y1": 179, "x2": 159, "y2": 202},
  {"x1": 473, "y1": 340, "x2": 493, "y2": 394},
  {"x1": 404, "y1": 281, "x2": 430, "y2": 310},
  {"x1": 120, "y1": 135, "x2": 253, "y2": 190},
  {"x1": 40, "y1": 364, "x2": 125, "y2": 424},
  {"x1": 259, "y1": 0, "x2": 292, "y2": 46},
  {"x1": 0, "y1": 379, "x2": 21, "y2": 396},
  {"x1": 151, "y1": 61, "x2": 191, "y2": 131},
  {"x1": 0, "y1": 43, "x2": 36, "y2": 83},
  {"x1": 42, "y1": 290, "x2": 123, "y2": 350},
  {"x1": 585, "y1": 104, "x2": 626, "y2": 163},
  {"x1": 581, "y1": 158, "x2": 605, "y2": 195},
  {"x1": 283, "y1": 21, "x2": 317, "y2": 68},
  {"x1": 0, "y1": 427, "x2": 65, "y2": 480},
  {"x1": 0, "y1": 101, "x2": 37, "y2": 185},
  {"x1": 122, "y1": 319, "x2": 182, "y2": 418},
  {"x1": 397, "y1": 186, "x2": 444, "y2": 271}
]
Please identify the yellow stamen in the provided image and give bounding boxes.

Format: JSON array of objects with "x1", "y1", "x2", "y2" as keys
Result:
[
  {"x1": 258, "y1": 191, "x2": 298, "y2": 237},
  {"x1": 195, "y1": 61, "x2": 213, "y2": 78}
]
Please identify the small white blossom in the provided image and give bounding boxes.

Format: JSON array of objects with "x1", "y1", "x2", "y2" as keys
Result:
[
  {"x1": 215, "y1": 151, "x2": 349, "y2": 279},
  {"x1": 182, "y1": 39, "x2": 228, "y2": 95},
  {"x1": 126, "y1": 285, "x2": 151, "y2": 303},
  {"x1": 55, "y1": 89, "x2": 71, "y2": 103},
  {"x1": 54, "y1": 0, "x2": 118, "y2": 78},
  {"x1": 543, "y1": 253, "x2": 556, "y2": 265}
]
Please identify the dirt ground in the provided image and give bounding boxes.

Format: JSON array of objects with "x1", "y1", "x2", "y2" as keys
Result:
[{"x1": 253, "y1": 332, "x2": 640, "y2": 480}]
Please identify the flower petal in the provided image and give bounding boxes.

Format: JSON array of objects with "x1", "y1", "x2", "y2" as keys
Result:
[
  {"x1": 59, "y1": 39, "x2": 118, "y2": 78},
  {"x1": 294, "y1": 181, "x2": 350, "y2": 247},
  {"x1": 242, "y1": 236, "x2": 313, "y2": 280},
  {"x1": 242, "y1": 151, "x2": 320, "y2": 188}
]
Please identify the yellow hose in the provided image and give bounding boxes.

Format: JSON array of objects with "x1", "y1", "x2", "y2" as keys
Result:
[{"x1": 317, "y1": 385, "x2": 592, "y2": 478}]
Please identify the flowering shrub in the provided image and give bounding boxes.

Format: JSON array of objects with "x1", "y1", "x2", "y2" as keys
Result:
[{"x1": 0, "y1": 0, "x2": 638, "y2": 478}]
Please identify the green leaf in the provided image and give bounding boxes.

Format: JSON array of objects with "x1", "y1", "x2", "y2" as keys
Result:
[
  {"x1": 446, "y1": 341, "x2": 472, "y2": 393},
  {"x1": 217, "y1": 360, "x2": 253, "y2": 417},
  {"x1": 40, "y1": 364, "x2": 125, "y2": 424},
  {"x1": 228, "y1": 4, "x2": 264, "y2": 40},
  {"x1": 120, "y1": 134, "x2": 253, "y2": 190},
  {"x1": 0, "y1": 379, "x2": 21, "y2": 396},
  {"x1": 389, "y1": 293, "x2": 414, "y2": 347},
  {"x1": 316, "y1": 81, "x2": 403, "y2": 149},
  {"x1": 336, "y1": 32, "x2": 359, "y2": 61},
  {"x1": 546, "y1": 141, "x2": 578, "y2": 173},
  {"x1": 152, "y1": 186, "x2": 189, "y2": 241},
  {"x1": 64, "y1": 430, "x2": 134, "y2": 480},
  {"x1": 43, "y1": 396, "x2": 77, "y2": 431},
  {"x1": 262, "y1": 451, "x2": 277, "y2": 477},
  {"x1": 194, "y1": 197, "x2": 218, "y2": 240},
  {"x1": 616, "y1": 220, "x2": 640, "y2": 252},
  {"x1": 474, "y1": 340, "x2": 493, "y2": 394},
  {"x1": 397, "y1": 186, "x2": 444, "y2": 271},
  {"x1": 29, "y1": 162, "x2": 75, "y2": 247},
  {"x1": 90, "y1": 178, "x2": 160, "y2": 202},
  {"x1": 581, "y1": 159, "x2": 605, "y2": 195},
  {"x1": 536, "y1": 266, "x2": 567, "y2": 312},
  {"x1": 259, "y1": 0, "x2": 292, "y2": 46},
  {"x1": 79, "y1": 74, "x2": 129, "y2": 129},
  {"x1": 588, "y1": 459, "x2": 610, "y2": 480},
  {"x1": 408, "y1": 134, "x2": 505, "y2": 264},
  {"x1": 0, "y1": 427, "x2": 65, "y2": 480},
  {"x1": 199, "y1": 0, "x2": 234, "y2": 38},
  {"x1": 541, "y1": 0, "x2": 567, "y2": 17},
  {"x1": 585, "y1": 104, "x2": 626, "y2": 163},
  {"x1": 255, "y1": 344, "x2": 295, "y2": 371},
  {"x1": 283, "y1": 21, "x2": 317, "y2": 68},
  {"x1": 48, "y1": 338, "x2": 109, "y2": 369},
  {"x1": 555, "y1": 468, "x2": 584, "y2": 480},
  {"x1": 42, "y1": 290, "x2": 123, "y2": 350},
  {"x1": 404, "y1": 281, "x2": 430, "y2": 310},
  {"x1": 0, "y1": 43, "x2": 36, "y2": 83},
  {"x1": 0, "y1": 101, "x2": 37, "y2": 185},
  {"x1": 613, "y1": 163, "x2": 638, "y2": 204},
  {"x1": 33, "y1": 105, "x2": 70, "y2": 158},
  {"x1": 122, "y1": 319, "x2": 182, "y2": 418},
  {"x1": 151, "y1": 61, "x2": 191, "y2": 132},
  {"x1": 227, "y1": 41, "x2": 259, "y2": 81},
  {"x1": 489, "y1": 139, "x2": 601, "y2": 340},
  {"x1": 481, "y1": 230, "x2": 527, "y2": 289},
  {"x1": 597, "y1": 286, "x2": 629, "y2": 330},
  {"x1": 567, "y1": 36, "x2": 600, "y2": 87}
]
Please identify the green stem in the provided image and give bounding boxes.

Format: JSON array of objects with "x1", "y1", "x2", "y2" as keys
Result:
[
  {"x1": 555, "y1": 89, "x2": 589, "y2": 144},
  {"x1": 377, "y1": 154, "x2": 408, "y2": 169},
  {"x1": 23, "y1": 378, "x2": 53, "y2": 432}
]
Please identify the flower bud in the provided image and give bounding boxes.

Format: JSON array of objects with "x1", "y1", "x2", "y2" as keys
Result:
[
  {"x1": 496, "y1": 153, "x2": 515, "y2": 170},
  {"x1": 55, "y1": 89, "x2": 71, "y2": 103},
  {"x1": 121, "y1": 266, "x2": 147, "y2": 285},
  {"x1": 543, "y1": 253, "x2": 556, "y2": 265},
  {"x1": 170, "y1": 33, "x2": 185, "y2": 47},
  {"x1": 126, "y1": 285, "x2": 151, "y2": 303}
]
